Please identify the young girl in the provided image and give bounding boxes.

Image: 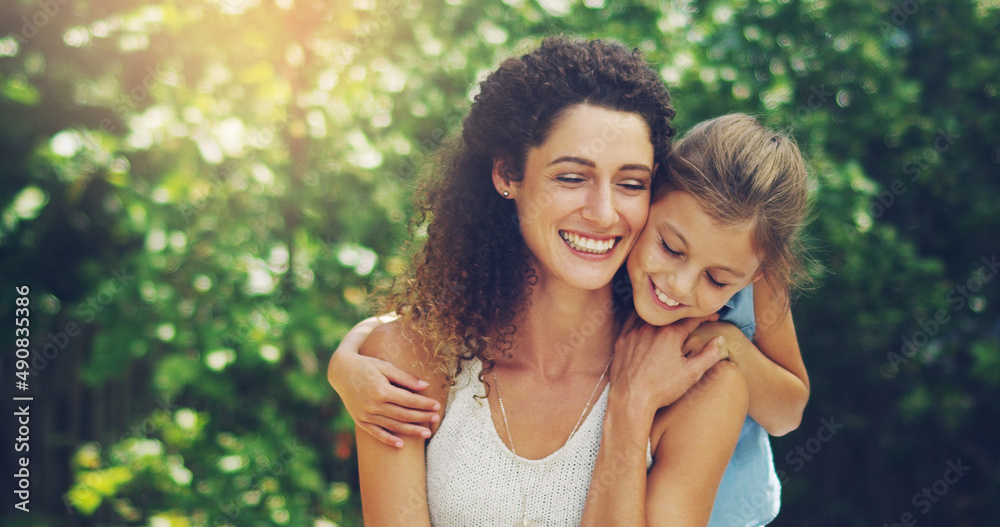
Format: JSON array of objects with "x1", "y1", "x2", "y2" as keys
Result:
[
  {"x1": 598, "y1": 113, "x2": 810, "y2": 525},
  {"x1": 331, "y1": 113, "x2": 810, "y2": 526}
]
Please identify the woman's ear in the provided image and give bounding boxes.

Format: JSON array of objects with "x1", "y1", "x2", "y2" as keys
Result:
[{"x1": 492, "y1": 158, "x2": 516, "y2": 199}]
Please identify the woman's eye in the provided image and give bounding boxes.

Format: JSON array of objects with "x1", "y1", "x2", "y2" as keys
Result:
[
  {"x1": 619, "y1": 181, "x2": 649, "y2": 191},
  {"x1": 556, "y1": 175, "x2": 585, "y2": 183}
]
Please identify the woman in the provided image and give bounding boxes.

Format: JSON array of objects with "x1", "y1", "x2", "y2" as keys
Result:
[{"x1": 352, "y1": 37, "x2": 748, "y2": 526}]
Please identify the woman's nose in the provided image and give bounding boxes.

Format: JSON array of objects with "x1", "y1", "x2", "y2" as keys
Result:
[{"x1": 581, "y1": 186, "x2": 617, "y2": 228}]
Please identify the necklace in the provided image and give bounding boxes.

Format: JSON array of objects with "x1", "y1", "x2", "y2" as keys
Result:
[{"x1": 491, "y1": 357, "x2": 613, "y2": 527}]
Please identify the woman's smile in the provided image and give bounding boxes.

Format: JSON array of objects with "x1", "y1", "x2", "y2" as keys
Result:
[{"x1": 559, "y1": 230, "x2": 621, "y2": 256}]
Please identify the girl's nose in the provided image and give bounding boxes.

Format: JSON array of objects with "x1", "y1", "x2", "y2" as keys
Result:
[{"x1": 667, "y1": 265, "x2": 697, "y2": 301}]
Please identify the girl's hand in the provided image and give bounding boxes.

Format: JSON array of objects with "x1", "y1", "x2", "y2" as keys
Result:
[
  {"x1": 611, "y1": 312, "x2": 725, "y2": 414},
  {"x1": 328, "y1": 317, "x2": 441, "y2": 448},
  {"x1": 681, "y1": 321, "x2": 746, "y2": 362}
]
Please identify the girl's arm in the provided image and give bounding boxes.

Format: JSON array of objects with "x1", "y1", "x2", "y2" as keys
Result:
[
  {"x1": 683, "y1": 280, "x2": 809, "y2": 436},
  {"x1": 355, "y1": 321, "x2": 447, "y2": 526},
  {"x1": 328, "y1": 315, "x2": 441, "y2": 448},
  {"x1": 581, "y1": 316, "x2": 745, "y2": 526}
]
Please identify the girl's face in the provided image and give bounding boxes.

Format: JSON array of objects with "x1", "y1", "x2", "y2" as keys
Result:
[
  {"x1": 627, "y1": 191, "x2": 762, "y2": 326},
  {"x1": 499, "y1": 104, "x2": 654, "y2": 292}
]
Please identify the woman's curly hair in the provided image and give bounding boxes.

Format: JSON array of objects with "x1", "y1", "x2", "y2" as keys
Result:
[{"x1": 384, "y1": 37, "x2": 676, "y2": 379}]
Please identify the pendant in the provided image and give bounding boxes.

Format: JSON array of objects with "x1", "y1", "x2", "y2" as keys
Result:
[{"x1": 515, "y1": 519, "x2": 539, "y2": 527}]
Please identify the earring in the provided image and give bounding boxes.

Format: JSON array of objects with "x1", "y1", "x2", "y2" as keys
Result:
[{"x1": 502, "y1": 191, "x2": 509, "y2": 198}]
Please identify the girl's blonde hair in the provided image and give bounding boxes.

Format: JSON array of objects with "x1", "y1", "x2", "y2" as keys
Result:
[{"x1": 658, "y1": 113, "x2": 812, "y2": 296}]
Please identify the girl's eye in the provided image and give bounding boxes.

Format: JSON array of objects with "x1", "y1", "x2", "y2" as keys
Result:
[
  {"x1": 707, "y1": 273, "x2": 729, "y2": 289},
  {"x1": 659, "y1": 239, "x2": 682, "y2": 257}
]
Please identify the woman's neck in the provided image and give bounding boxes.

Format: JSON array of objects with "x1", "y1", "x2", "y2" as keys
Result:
[{"x1": 505, "y1": 276, "x2": 620, "y2": 377}]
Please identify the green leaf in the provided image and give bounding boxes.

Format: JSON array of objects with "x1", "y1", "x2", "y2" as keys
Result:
[
  {"x1": 0, "y1": 72, "x2": 40, "y2": 105},
  {"x1": 153, "y1": 354, "x2": 201, "y2": 400}
]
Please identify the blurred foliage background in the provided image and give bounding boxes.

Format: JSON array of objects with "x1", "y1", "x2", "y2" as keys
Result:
[{"x1": 0, "y1": 0, "x2": 998, "y2": 525}]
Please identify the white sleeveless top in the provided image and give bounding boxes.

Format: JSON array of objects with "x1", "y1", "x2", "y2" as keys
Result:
[{"x1": 425, "y1": 359, "x2": 653, "y2": 526}]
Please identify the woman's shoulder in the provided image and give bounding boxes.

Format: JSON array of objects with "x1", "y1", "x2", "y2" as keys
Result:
[
  {"x1": 651, "y1": 362, "x2": 748, "y2": 446},
  {"x1": 361, "y1": 319, "x2": 415, "y2": 359},
  {"x1": 361, "y1": 320, "x2": 435, "y2": 371}
]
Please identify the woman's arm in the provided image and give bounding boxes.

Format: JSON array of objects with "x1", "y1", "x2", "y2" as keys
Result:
[
  {"x1": 355, "y1": 321, "x2": 447, "y2": 526},
  {"x1": 328, "y1": 315, "x2": 441, "y2": 448},
  {"x1": 581, "y1": 315, "x2": 733, "y2": 526},
  {"x1": 683, "y1": 281, "x2": 809, "y2": 436},
  {"x1": 645, "y1": 362, "x2": 748, "y2": 525}
]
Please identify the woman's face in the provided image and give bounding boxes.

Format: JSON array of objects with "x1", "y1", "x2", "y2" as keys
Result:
[
  {"x1": 500, "y1": 104, "x2": 654, "y2": 292},
  {"x1": 627, "y1": 190, "x2": 762, "y2": 326}
]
